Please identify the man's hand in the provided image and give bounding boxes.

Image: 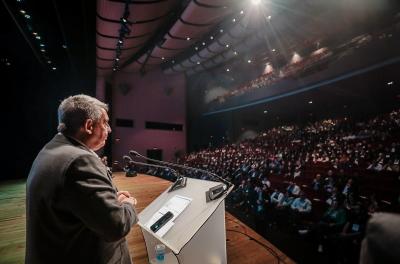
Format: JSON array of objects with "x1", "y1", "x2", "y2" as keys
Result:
[{"x1": 121, "y1": 196, "x2": 137, "y2": 207}]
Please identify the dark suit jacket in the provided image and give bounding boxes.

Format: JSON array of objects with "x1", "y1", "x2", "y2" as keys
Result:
[{"x1": 26, "y1": 134, "x2": 138, "y2": 264}]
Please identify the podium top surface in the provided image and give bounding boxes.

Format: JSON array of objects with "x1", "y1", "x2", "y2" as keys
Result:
[{"x1": 138, "y1": 177, "x2": 232, "y2": 254}]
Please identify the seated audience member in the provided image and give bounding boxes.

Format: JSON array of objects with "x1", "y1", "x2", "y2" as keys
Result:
[
  {"x1": 276, "y1": 191, "x2": 294, "y2": 209},
  {"x1": 367, "y1": 194, "x2": 379, "y2": 216},
  {"x1": 270, "y1": 189, "x2": 284, "y2": 206},
  {"x1": 311, "y1": 173, "x2": 322, "y2": 191},
  {"x1": 326, "y1": 187, "x2": 339, "y2": 206},
  {"x1": 287, "y1": 181, "x2": 301, "y2": 196},
  {"x1": 315, "y1": 200, "x2": 347, "y2": 253},
  {"x1": 341, "y1": 178, "x2": 353, "y2": 196},
  {"x1": 291, "y1": 192, "x2": 312, "y2": 213}
]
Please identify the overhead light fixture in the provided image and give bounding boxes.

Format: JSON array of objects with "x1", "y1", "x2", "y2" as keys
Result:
[
  {"x1": 47, "y1": 60, "x2": 51, "y2": 64},
  {"x1": 202, "y1": 42, "x2": 206, "y2": 46},
  {"x1": 35, "y1": 36, "x2": 41, "y2": 40},
  {"x1": 40, "y1": 43, "x2": 45, "y2": 47},
  {"x1": 267, "y1": 15, "x2": 272, "y2": 20},
  {"x1": 6, "y1": 62, "x2": 11, "y2": 66},
  {"x1": 197, "y1": 61, "x2": 200, "y2": 65},
  {"x1": 232, "y1": 18, "x2": 236, "y2": 22},
  {"x1": 52, "y1": 67, "x2": 57, "y2": 70},
  {"x1": 186, "y1": 37, "x2": 191, "y2": 41},
  {"x1": 40, "y1": 49, "x2": 45, "y2": 52},
  {"x1": 272, "y1": 48, "x2": 276, "y2": 52},
  {"x1": 234, "y1": 51, "x2": 238, "y2": 55},
  {"x1": 62, "y1": 44, "x2": 67, "y2": 49},
  {"x1": 20, "y1": 9, "x2": 26, "y2": 14},
  {"x1": 24, "y1": 14, "x2": 31, "y2": 19},
  {"x1": 308, "y1": 100, "x2": 313, "y2": 104},
  {"x1": 195, "y1": 46, "x2": 198, "y2": 50},
  {"x1": 387, "y1": 81, "x2": 394, "y2": 85},
  {"x1": 240, "y1": 10, "x2": 244, "y2": 15},
  {"x1": 248, "y1": 59, "x2": 252, "y2": 63},
  {"x1": 225, "y1": 44, "x2": 229, "y2": 48},
  {"x1": 220, "y1": 29, "x2": 224, "y2": 33},
  {"x1": 264, "y1": 110, "x2": 268, "y2": 114},
  {"x1": 161, "y1": 57, "x2": 165, "y2": 60},
  {"x1": 210, "y1": 36, "x2": 214, "y2": 40},
  {"x1": 32, "y1": 32, "x2": 37, "y2": 36},
  {"x1": 115, "y1": 58, "x2": 120, "y2": 61},
  {"x1": 226, "y1": 68, "x2": 230, "y2": 72},
  {"x1": 172, "y1": 60, "x2": 175, "y2": 63},
  {"x1": 118, "y1": 40, "x2": 123, "y2": 44},
  {"x1": 251, "y1": 0, "x2": 261, "y2": 5}
]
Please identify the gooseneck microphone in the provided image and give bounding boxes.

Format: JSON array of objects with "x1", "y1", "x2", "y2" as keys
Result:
[
  {"x1": 129, "y1": 150, "x2": 233, "y2": 188},
  {"x1": 123, "y1": 155, "x2": 178, "y2": 176},
  {"x1": 123, "y1": 155, "x2": 186, "y2": 192},
  {"x1": 129, "y1": 150, "x2": 234, "y2": 201}
]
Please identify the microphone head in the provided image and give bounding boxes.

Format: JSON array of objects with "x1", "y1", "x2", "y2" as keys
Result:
[
  {"x1": 129, "y1": 150, "x2": 139, "y2": 157},
  {"x1": 123, "y1": 155, "x2": 132, "y2": 162}
]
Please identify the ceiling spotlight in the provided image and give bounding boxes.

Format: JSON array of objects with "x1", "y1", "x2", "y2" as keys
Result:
[
  {"x1": 115, "y1": 58, "x2": 120, "y2": 61},
  {"x1": 248, "y1": 59, "x2": 252, "y2": 63},
  {"x1": 118, "y1": 40, "x2": 123, "y2": 44},
  {"x1": 220, "y1": 29, "x2": 224, "y2": 33},
  {"x1": 234, "y1": 51, "x2": 238, "y2": 55},
  {"x1": 172, "y1": 60, "x2": 175, "y2": 63},
  {"x1": 267, "y1": 15, "x2": 272, "y2": 20},
  {"x1": 62, "y1": 44, "x2": 67, "y2": 49},
  {"x1": 232, "y1": 18, "x2": 236, "y2": 22},
  {"x1": 112, "y1": 68, "x2": 116, "y2": 71},
  {"x1": 186, "y1": 37, "x2": 191, "y2": 41},
  {"x1": 47, "y1": 60, "x2": 51, "y2": 64},
  {"x1": 52, "y1": 67, "x2": 57, "y2": 70},
  {"x1": 24, "y1": 14, "x2": 31, "y2": 19},
  {"x1": 308, "y1": 100, "x2": 313, "y2": 104},
  {"x1": 263, "y1": 110, "x2": 268, "y2": 114},
  {"x1": 272, "y1": 48, "x2": 276, "y2": 52},
  {"x1": 197, "y1": 61, "x2": 200, "y2": 65},
  {"x1": 20, "y1": 9, "x2": 26, "y2": 14},
  {"x1": 387, "y1": 81, "x2": 394, "y2": 85},
  {"x1": 195, "y1": 46, "x2": 198, "y2": 50},
  {"x1": 251, "y1": 0, "x2": 261, "y2": 5},
  {"x1": 6, "y1": 62, "x2": 11, "y2": 66},
  {"x1": 210, "y1": 36, "x2": 214, "y2": 40},
  {"x1": 202, "y1": 42, "x2": 206, "y2": 46},
  {"x1": 32, "y1": 32, "x2": 37, "y2": 36},
  {"x1": 40, "y1": 49, "x2": 45, "y2": 52},
  {"x1": 40, "y1": 43, "x2": 45, "y2": 47},
  {"x1": 122, "y1": 18, "x2": 127, "y2": 23},
  {"x1": 240, "y1": 10, "x2": 244, "y2": 15},
  {"x1": 161, "y1": 57, "x2": 165, "y2": 60},
  {"x1": 36, "y1": 36, "x2": 41, "y2": 40},
  {"x1": 226, "y1": 68, "x2": 230, "y2": 72}
]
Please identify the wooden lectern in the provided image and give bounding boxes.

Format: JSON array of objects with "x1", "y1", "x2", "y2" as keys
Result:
[{"x1": 138, "y1": 177, "x2": 233, "y2": 264}]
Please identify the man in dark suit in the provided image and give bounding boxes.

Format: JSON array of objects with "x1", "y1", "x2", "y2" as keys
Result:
[{"x1": 26, "y1": 94, "x2": 138, "y2": 263}]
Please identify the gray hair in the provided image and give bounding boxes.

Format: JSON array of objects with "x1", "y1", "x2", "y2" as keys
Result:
[{"x1": 57, "y1": 94, "x2": 108, "y2": 135}]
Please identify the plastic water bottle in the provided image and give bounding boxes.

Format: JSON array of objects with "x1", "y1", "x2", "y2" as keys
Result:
[{"x1": 155, "y1": 244, "x2": 165, "y2": 262}]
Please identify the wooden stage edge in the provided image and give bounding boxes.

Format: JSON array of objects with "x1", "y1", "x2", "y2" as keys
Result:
[{"x1": 0, "y1": 173, "x2": 295, "y2": 264}]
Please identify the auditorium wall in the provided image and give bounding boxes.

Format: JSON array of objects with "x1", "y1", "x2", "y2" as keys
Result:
[{"x1": 101, "y1": 69, "x2": 186, "y2": 164}]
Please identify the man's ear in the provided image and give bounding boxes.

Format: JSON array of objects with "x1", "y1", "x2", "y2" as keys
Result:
[{"x1": 84, "y1": 119, "x2": 94, "y2": 134}]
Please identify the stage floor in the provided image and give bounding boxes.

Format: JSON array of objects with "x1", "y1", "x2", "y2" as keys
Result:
[{"x1": 0, "y1": 173, "x2": 295, "y2": 264}]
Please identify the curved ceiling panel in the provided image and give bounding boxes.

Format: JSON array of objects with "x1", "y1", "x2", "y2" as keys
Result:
[{"x1": 98, "y1": 0, "x2": 173, "y2": 22}]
